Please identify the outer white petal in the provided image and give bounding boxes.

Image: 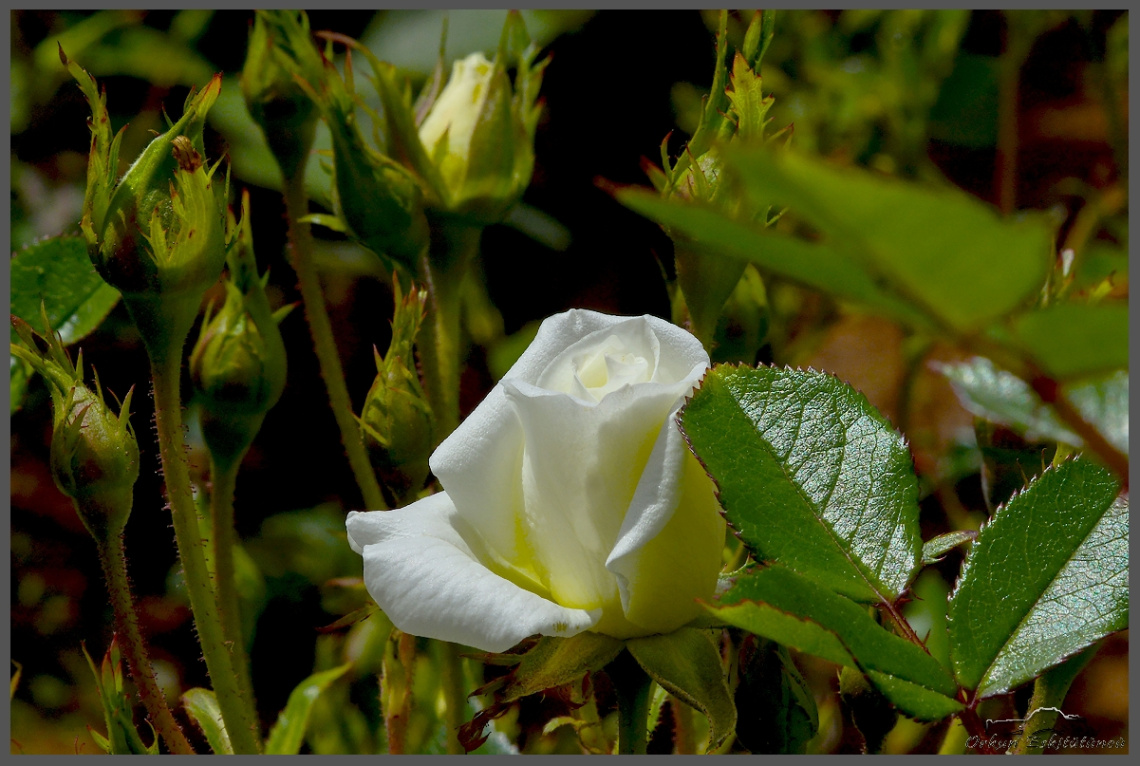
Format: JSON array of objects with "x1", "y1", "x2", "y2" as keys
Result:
[{"x1": 346, "y1": 494, "x2": 599, "y2": 653}]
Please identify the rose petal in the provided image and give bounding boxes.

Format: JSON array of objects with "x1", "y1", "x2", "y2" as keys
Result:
[
  {"x1": 500, "y1": 378, "x2": 693, "y2": 617},
  {"x1": 605, "y1": 415, "x2": 726, "y2": 634},
  {"x1": 346, "y1": 494, "x2": 600, "y2": 653},
  {"x1": 429, "y1": 310, "x2": 699, "y2": 578}
]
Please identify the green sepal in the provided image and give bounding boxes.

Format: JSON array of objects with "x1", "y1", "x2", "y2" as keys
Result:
[
  {"x1": 460, "y1": 632, "x2": 623, "y2": 752},
  {"x1": 83, "y1": 636, "x2": 157, "y2": 754},
  {"x1": 626, "y1": 628, "x2": 737, "y2": 753}
]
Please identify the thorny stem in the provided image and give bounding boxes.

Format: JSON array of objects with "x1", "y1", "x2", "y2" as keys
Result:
[
  {"x1": 149, "y1": 347, "x2": 262, "y2": 754},
  {"x1": 96, "y1": 535, "x2": 195, "y2": 754},
  {"x1": 418, "y1": 218, "x2": 481, "y2": 443},
  {"x1": 281, "y1": 172, "x2": 387, "y2": 511},
  {"x1": 207, "y1": 456, "x2": 257, "y2": 733}
]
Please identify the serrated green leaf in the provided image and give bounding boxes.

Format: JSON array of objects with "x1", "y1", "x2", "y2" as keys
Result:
[
  {"x1": 626, "y1": 628, "x2": 736, "y2": 752},
  {"x1": 181, "y1": 688, "x2": 233, "y2": 755},
  {"x1": 921, "y1": 531, "x2": 977, "y2": 566},
  {"x1": 1006, "y1": 302, "x2": 1128, "y2": 380},
  {"x1": 710, "y1": 565, "x2": 960, "y2": 720},
  {"x1": 617, "y1": 190, "x2": 930, "y2": 329},
  {"x1": 723, "y1": 148, "x2": 1053, "y2": 331},
  {"x1": 939, "y1": 357, "x2": 1128, "y2": 456},
  {"x1": 680, "y1": 364, "x2": 922, "y2": 603},
  {"x1": 265, "y1": 664, "x2": 351, "y2": 754},
  {"x1": 948, "y1": 458, "x2": 1127, "y2": 698}
]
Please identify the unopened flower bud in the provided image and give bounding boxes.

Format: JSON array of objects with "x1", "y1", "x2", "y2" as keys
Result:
[
  {"x1": 64, "y1": 50, "x2": 227, "y2": 355},
  {"x1": 294, "y1": 47, "x2": 429, "y2": 270},
  {"x1": 359, "y1": 280, "x2": 434, "y2": 502},
  {"x1": 11, "y1": 316, "x2": 138, "y2": 541},
  {"x1": 190, "y1": 190, "x2": 289, "y2": 469},
  {"x1": 241, "y1": 10, "x2": 323, "y2": 179},
  {"x1": 413, "y1": 21, "x2": 546, "y2": 224}
]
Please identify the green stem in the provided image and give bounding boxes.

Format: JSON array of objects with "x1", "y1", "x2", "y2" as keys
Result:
[
  {"x1": 994, "y1": 20, "x2": 1023, "y2": 215},
  {"x1": 1008, "y1": 643, "x2": 1098, "y2": 754},
  {"x1": 609, "y1": 651, "x2": 653, "y2": 755},
  {"x1": 418, "y1": 218, "x2": 481, "y2": 441},
  {"x1": 96, "y1": 535, "x2": 196, "y2": 754},
  {"x1": 437, "y1": 641, "x2": 467, "y2": 755},
  {"x1": 281, "y1": 172, "x2": 387, "y2": 511},
  {"x1": 149, "y1": 347, "x2": 262, "y2": 754},
  {"x1": 207, "y1": 456, "x2": 257, "y2": 735}
]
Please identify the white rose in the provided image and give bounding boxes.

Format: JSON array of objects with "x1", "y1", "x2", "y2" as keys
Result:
[{"x1": 346, "y1": 309, "x2": 726, "y2": 652}]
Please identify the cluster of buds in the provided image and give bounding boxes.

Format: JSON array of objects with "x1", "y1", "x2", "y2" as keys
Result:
[
  {"x1": 63, "y1": 48, "x2": 227, "y2": 356},
  {"x1": 11, "y1": 313, "x2": 138, "y2": 541},
  {"x1": 190, "y1": 190, "x2": 290, "y2": 469},
  {"x1": 245, "y1": 11, "x2": 548, "y2": 269},
  {"x1": 358, "y1": 279, "x2": 434, "y2": 503}
]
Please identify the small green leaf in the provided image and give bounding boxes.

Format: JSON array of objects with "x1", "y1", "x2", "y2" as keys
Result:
[
  {"x1": 680, "y1": 364, "x2": 922, "y2": 603},
  {"x1": 1006, "y1": 302, "x2": 1128, "y2": 380},
  {"x1": 709, "y1": 565, "x2": 961, "y2": 720},
  {"x1": 724, "y1": 148, "x2": 1053, "y2": 331},
  {"x1": 921, "y1": 531, "x2": 977, "y2": 566},
  {"x1": 626, "y1": 628, "x2": 736, "y2": 752},
  {"x1": 181, "y1": 688, "x2": 233, "y2": 755},
  {"x1": 938, "y1": 357, "x2": 1128, "y2": 456},
  {"x1": 265, "y1": 664, "x2": 352, "y2": 754},
  {"x1": 10, "y1": 235, "x2": 121, "y2": 409},
  {"x1": 948, "y1": 458, "x2": 1127, "y2": 698},
  {"x1": 618, "y1": 190, "x2": 929, "y2": 329}
]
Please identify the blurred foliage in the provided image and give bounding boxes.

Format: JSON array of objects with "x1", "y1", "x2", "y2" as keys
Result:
[{"x1": 9, "y1": 8, "x2": 1127, "y2": 755}]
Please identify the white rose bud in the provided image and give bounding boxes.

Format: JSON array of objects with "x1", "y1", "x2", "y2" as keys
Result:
[
  {"x1": 347, "y1": 310, "x2": 726, "y2": 652},
  {"x1": 417, "y1": 52, "x2": 536, "y2": 223}
]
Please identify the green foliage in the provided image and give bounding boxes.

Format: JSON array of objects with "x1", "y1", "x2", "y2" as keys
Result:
[
  {"x1": 939, "y1": 357, "x2": 1128, "y2": 456},
  {"x1": 9, "y1": 236, "x2": 121, "y2": 412},
  {"x1": 1007, "y1": 302, "x2": 1128, "y2": 380},
  {"x1": 83, "y1": 639, "x2": 158, "y2": 755},
  {"x1": 265, "y1": 664, "x2": 352, "y2": 754},
  {"x1": 947, "y1": 458, "x2": 1127, "y2": 699},
  {"x1": 680, "y1": 364, "x2": 921, "y2": 603},
  {"x1": 181, "y1": 688, "x2": 233, "y2": 755},
  {"x1": 708, "y1": 565, "x2": 961, "y2": 721}
]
